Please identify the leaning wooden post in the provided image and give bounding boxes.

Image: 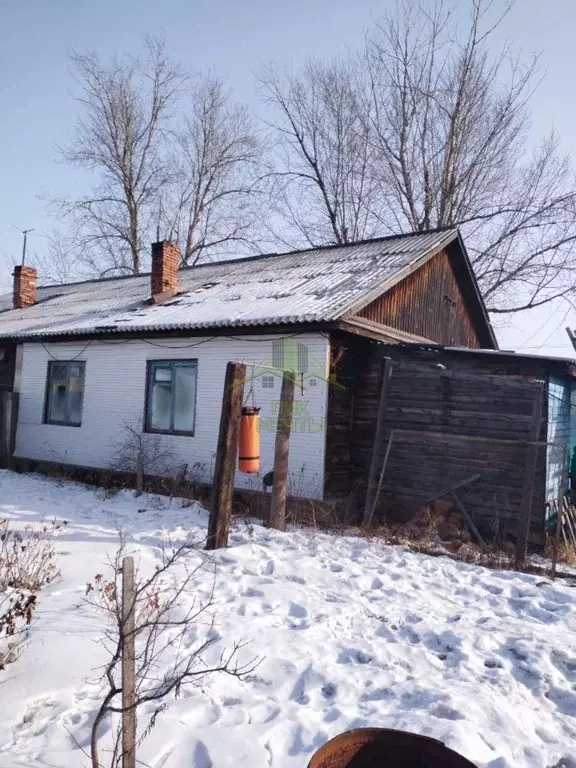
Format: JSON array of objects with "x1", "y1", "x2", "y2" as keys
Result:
[
  {"x1": 121, "y1": 555, "x2": 136, "y2": 768},
  {"x1": 363, "y1": 358, "x2": 393, "y2": 526},
  {"x1": 515, "y1": 388, "x2": 543, "y2": 570},
  {"x1": 269, "y1": 370, "x2": 296, "y2": 531},
  {"x1": 206, "y1": 362, "x2": 246, "y2": 550}
]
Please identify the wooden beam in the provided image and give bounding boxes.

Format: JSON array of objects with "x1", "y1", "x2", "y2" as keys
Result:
[
  {"x1": 515, "y1": 388, "x2": 543, "y2": 569},
  {"x1": 121, "y1": 555, "x2": 136, "y2": 768},
  {"x1": 206, "y1": 362, "x2": 246, "y2": 549},
  {"x1": 366, "y1": 429, "x2": 396, "y2": 526},
  {"x1": 451, "y1": 489, "x2": 487, "y2": 550},
  {"x1": 363, "y1": 358, "x2": 394, "y2": 525},
  {"x1": 269, "y1": 370, "x2": 296, "y2": 531}
]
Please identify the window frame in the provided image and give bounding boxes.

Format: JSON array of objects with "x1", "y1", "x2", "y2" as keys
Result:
[
  {"x1": 44, "y1": 360, "x2": 86, "y2": 427},
  {"x1": 144, "y1": 359, "x2": 198, "y2": 437}
]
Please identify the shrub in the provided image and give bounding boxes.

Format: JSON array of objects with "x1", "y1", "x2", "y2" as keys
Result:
[{"x1": 0, "y1": 518, "x2": 64, "y2": 672}]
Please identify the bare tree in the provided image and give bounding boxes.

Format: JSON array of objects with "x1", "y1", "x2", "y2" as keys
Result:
[
  {"x1": 366, "y1": 0, "x2": 576, "y2": 313},
  {"x1": 84, "y1": 535, "x2": 256, "y2": 768},
  {"x1": 110, "y1": 417, "x2": 175, "y2": 493},
  {"x1": 162, "y1": 76, "x2": 262, "y2": 265},
  {"x1": 58, "y1": 38, "x2": 187, "y2": 277},
  {"x1": 260, "y1": 59, "x2": 381, "y2": 249},
  {"x1": 265, "y1": 0, "x2": 576, "y2": 314},
  {"x1": 26, "y1": 230, "x2": 88, "y2": 285}
]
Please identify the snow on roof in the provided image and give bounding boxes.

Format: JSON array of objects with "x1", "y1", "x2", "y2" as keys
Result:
[{"x1": 0, "y1": 229, "x2": 457, "y2": 339}]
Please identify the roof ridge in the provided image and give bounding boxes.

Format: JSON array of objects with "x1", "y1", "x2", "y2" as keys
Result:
[{"x1": 34, "y1": 228, "x2": 459, "y2": 290}]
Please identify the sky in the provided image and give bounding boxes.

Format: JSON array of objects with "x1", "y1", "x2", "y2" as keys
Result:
[{"x1": 1, "y1": 0, "x2": 575, "y2": 357}]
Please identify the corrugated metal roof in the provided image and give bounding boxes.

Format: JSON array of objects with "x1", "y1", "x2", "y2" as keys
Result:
[{"x1": 0, "y1": 230, "x2": 457, "y2": 339}]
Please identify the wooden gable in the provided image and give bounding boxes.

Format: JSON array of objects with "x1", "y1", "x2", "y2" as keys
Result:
[{"x1": 355, "y1": 248, "x2": 486, "y2": 348}]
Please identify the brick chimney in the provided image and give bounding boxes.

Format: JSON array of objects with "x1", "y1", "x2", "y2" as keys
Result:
[
  {"x1": 151, "y1": 241, "x2": 180, "y2": 301},
  {"x1": 13, "y1": 265, "x2": 38, "y2": 309}
]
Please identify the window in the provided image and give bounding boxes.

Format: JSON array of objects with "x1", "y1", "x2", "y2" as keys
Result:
[
  {"x1": 146, "y1": 360, "x2": 198, "y2": 435},
  {"x1": 308, "y1": 377, "x2": 317, "y2": 387},
  {"x1": 262, "y1": 374, "x2": 275, "y2": 389},
  {"x1": 45, "y1": 361, "x2": 86, "y2": 426}
]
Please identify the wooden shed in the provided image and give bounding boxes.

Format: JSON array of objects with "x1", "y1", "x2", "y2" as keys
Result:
[{"x1": 324, "y1": 336, "x2": 576, "y2": 544}]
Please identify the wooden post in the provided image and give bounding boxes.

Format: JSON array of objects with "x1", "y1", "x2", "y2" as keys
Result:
[
  {"x1": 206, "y1": 362, "x2": 246, "y2": 549},
  {"x1": 515, "y1": 388, "x2": 543, "y2": 569},
  {"x1": 363, "y1": 358, "x2": 393, "y2": 526},
  {"x1": 121, "y1": 556, "x2": 136, "y2": 768},
  {"x1": 269, "y1": 370, "x2": 296, "y2": 531}
]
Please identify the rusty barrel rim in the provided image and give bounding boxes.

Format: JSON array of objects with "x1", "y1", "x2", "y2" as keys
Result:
[{"x1": 307, "y1": 728, "x2": 478, "y2": 767}]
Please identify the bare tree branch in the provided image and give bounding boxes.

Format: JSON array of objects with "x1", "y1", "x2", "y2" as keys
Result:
[
  {"x1": 264, "y1": 0, "x2": 576, "y2": 314},
  {"x1": 159, "y1": 75, "x2": 263, "y2": 265},
  {"x1": 56, "y1": 37, "x2": 187, "y2": 277},
  {"x1": 85, "y1": 534, "x2": 259, "y2": 768}
]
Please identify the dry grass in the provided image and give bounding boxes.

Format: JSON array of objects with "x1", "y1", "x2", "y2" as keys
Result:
[{"x1": 545, "y1": 537, "x2": 576, "y2": 567}]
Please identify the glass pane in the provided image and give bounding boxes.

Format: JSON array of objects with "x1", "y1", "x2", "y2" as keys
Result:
[
  {"x1": 48, "y1": 381, "x2": 67, "y2": 422},
  {"x1": 51, "y1": 363, "x2": 68, "y2": 382},
  {"x1": 174, "y1": 365, "x2": 196, "y2": 433},
  {"x1": 68, "y1": 380, "x2": 84, "y2": 424},
  {"x1": 154, "y1": 366, "x2": 172, "y2": 382},
  {"x1": 68, "y1": 364, "x2": 85, "y2": 425},
  {"x1": 150, "y1": 381, "x2": 172, "y2": 431},
  {"x1": 68, "y1": 362, "x2": 84, "y2": 380}
]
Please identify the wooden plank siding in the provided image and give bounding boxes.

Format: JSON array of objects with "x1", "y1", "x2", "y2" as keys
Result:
[
  {"x1": 324, "y1": 335, "x2": 552, "y2": 542},
  {"x1": 356, "y1": 250, "x2": 482, "y2": 348}
]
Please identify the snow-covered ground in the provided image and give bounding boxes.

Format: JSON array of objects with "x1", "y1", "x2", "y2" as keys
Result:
[{"x1": 1, "y1": 471, "x2": 576, "y2": 768}]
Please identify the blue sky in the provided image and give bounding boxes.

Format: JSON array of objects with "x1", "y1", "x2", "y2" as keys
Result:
[{"x1": 1, "y1": 0, "x2": 575, "y2": 355}]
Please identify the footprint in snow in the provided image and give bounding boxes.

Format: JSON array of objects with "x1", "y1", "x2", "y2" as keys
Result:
[
  {"x1": 551, "y1": 651, "x2": 576, "y2": 681},
  {"x1": 260, "y1": 559, "x2": 275, "y2": 576},
  {"x1": 545, "y1": 686, "x2": 576, "y2": 717},
  {"x1": 193, "y1": 740, "x2": 213, "y2": 768},
  {"x1": 338, "y1": 648, "x2": 373, "y2": 665},
  {"x1": 430, "y1": 703, "x2": 465, "y2": 721},
  {"x1": 289, "y1": 602, "x2": 308, "y2": 618},
  {"x1": 287, "y1": 574, "x2": 306, "y2": 585}
]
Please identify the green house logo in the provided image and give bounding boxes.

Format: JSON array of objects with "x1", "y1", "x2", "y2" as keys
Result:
[{"x1": 241, "y1": 338, "x2": 343, "y2": 389}]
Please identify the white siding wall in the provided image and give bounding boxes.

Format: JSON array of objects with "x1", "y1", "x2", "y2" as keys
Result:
[{"x1": 15, "y1": 334, "x2": 330, "y2": 499}]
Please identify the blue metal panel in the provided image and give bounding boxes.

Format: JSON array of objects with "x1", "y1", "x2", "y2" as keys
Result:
[{"x1": 546, "y1": 376, "x2": 572, "y2": 506}]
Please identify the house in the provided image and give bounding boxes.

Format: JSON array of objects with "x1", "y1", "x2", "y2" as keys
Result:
[{"x1": 0, "y1": 229, "x2": 573, "y2": 543}]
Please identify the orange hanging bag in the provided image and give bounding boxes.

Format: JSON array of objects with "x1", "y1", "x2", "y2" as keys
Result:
[{"x1": 239, "y1": 406, "x2": 261, "y2": 473}]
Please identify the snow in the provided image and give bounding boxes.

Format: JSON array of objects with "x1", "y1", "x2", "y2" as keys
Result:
[{"x1": 1, "y1": 471, "x2": 576, "y2": 768}]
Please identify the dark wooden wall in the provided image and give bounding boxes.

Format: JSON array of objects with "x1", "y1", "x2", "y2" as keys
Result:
[
  {"x1": 324, "y1": 336, "x2": 552, "y2": 542},
  {"x1": 356, "y1": 250, "x2": 482, "y2": 348},
  {"x1": 0, "y1": 344, "x2": 17, "y2": 391}
]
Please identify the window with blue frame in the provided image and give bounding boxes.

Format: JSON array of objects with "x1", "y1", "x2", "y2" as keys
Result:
[
  {"x1": 146, "y1": 360, "x2": 198, "y2": 435},
  {"x1": 44, "y1": 361, "x2": 86, "y2": 426}
]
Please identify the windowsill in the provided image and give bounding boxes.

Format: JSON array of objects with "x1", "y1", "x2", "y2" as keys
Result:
[
  {"x1": 44, "y1": 421, "x2": 82, "y2": 428},
  {"x1": 145, "y1": 428, "x2": 196, "y2": 437}
]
